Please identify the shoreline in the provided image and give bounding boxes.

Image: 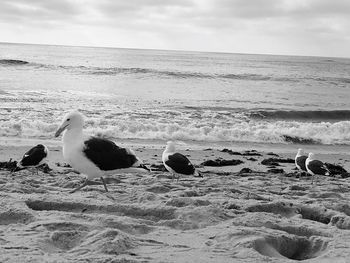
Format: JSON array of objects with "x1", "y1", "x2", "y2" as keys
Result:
[{"x1": 4, "y1": 135, "x2": 350, "y2": 151}]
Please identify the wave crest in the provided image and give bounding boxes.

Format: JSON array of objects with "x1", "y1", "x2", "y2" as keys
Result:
[
  {"x1": 250, "y1": 110, "x2": 350, "y2": 122},
  {"x1": 2, "y1": 118, "x2": 350, "y2": 145}
]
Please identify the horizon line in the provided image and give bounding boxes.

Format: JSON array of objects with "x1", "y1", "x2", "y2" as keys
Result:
[{"x1": 0, "y1": 41, "x2": 348, "y2": 60}]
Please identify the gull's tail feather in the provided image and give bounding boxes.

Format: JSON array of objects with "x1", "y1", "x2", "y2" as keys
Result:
[{"x1": 11, "y1": 161, "x2": 26, "y2": 172}]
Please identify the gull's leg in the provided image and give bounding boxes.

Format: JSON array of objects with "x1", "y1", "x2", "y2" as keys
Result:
[
  {"x1": 100, "y1": 177, "x2": 109, "y2": 192},
  {"x1": 70, "y1": 179, "x2": 89, "y2": 193},
  {"x1": 311, "y1": 174, "x2": 315, "y2": 185},
  {"x1": 298, "y1": 172, "x2": 302, "y2": 181}
]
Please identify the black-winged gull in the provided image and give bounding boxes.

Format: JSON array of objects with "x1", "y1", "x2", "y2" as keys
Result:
[
  {"x1": 14, "y1": 144, "x2": 49, "y2": 173},
  {"x1": 295, "y1": 148, "x2": 308, "y2": 173},
  {"x1": 162, "y1": 141, "x2": 202, "y2": 181},
  {"x1": 55, "y1": 111, "x2": 149, "y2": 193},
  {"x1": 306, "y1": 152, "x2": 330, "y2": 184}
]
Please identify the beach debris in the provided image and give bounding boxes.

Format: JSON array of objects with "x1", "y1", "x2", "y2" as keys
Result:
[
  {"x1": 246, "y1": 157, "x2": 258, "y2": 161},
  {"x1": 223, "y1": 202, "x2": 242, "y2": 210},
  {"x1": 324, "y1": 163, "x2": 348, "y2": 176},
  {"x1": 221, "y1": 149, "x2": 262, "y2": 156},
  {"x1": 339, "y1": 173, "x2": 350, "y2": 178},
  {"x1": 238, "y1": 167, "x2": 253, "y2": 173},
  {"x1": 37, "y1": 163, "x2": 52, "y2": 173},
  {"x1": 261, "y1": 158, "x2": 295, "y2": 166},
  {"x1": 200, "y1": 171, "x2": 234, "y2": 176},
  {"x1": 268, "y1": 168, "x2": 285, "y2": 174},
  {"x1": 288, "y1": 185, "x2": 307, "y2": 191},
  {"x1": 201, "y1": 158, "x2": 244, "y2": 167},
  {"x1": 0, "y1": 159, "x2": 18, "y2": 171}
]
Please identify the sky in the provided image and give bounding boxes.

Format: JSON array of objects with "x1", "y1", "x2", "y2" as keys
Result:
[{"x1": 0, "y1": 0, "x2": 349, "y2": 57}]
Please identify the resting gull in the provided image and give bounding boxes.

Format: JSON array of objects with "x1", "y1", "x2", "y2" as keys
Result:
[
  {"x1": 295, "y1": 148, "x2": 308, "y2": 173},
  {"x1": 306, "y1": 152, "x2": 330, "y2": 184},
  {"x1": 14, "y1": 144, "x2": 49, "y2": 173},
  {"x1": 162, "y1": 141, "x2": 202, "y2": 181}
]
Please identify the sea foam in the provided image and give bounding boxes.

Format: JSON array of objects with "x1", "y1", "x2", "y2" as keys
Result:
[{"x1": 2, "y1": 116, "x2": 350, "y2": 145}]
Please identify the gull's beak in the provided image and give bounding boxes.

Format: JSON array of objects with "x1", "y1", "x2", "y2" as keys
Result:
[{"x1": 55, "y1": 124, "x2": 68, "y2": 137}]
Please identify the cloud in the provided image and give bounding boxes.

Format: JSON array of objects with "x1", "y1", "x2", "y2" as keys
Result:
[
  {"x1": 198, "y1": 0, "x2": 350, "y2": 19},
  {"x1": 0, "y1": 0, "x2": 349, "y2": 57},
  {"x1": 1, "y1": 0, "x2": 349, "y2": 32},
  {"x1": 97, "y1": 0, "x2": 193, "y2": 14},
  {"x1": 0, "y1": 0, "x2": 82, "y2": 26}
]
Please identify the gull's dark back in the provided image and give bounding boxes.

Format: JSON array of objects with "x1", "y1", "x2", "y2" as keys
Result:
[
  {"x1": 296, "y1": 155, "x2": 308, "y2": 171},
  {"x1": 308, "y1": 159, "x2": 328, "y2": 175},
  {"x1": 165, "y1": 153, "x2": 195, "y2": 175},
  {"x1": 83, "y1": 137, "x2": 138, "y2": 171},
  {"x1": 20, "y1": 144, "x2": 47, "y2": 167}
]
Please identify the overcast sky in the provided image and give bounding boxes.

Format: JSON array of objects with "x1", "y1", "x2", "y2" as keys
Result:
[{"x1": 0, "y1": 0, "x2": 349, "y2": 57}]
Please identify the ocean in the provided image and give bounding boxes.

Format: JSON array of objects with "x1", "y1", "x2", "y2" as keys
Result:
[{"x1": 1, "y1": 42, "x2": 350, "y2": 147}]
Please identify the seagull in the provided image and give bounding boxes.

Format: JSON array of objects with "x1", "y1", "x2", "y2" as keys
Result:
[
  {"x1": 55, "y1": 111, "x2": 149, "y2": 193},
  {"x1": 162, "y1": 141, "x2": 202, "y2": 181},
  {"x1": 295, "y1": 148, "x2": 308, "y2": 174},
  {"x1": 306, "y1": 152, "x2": 330, "y2": 184},
  {"x1": 14, "y1": 144, "x2": 49, "y2": 174}
]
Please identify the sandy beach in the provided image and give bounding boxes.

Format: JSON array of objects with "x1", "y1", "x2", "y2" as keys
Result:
[
  {"x1": 1, "y1": 141, "x2": 350, "y2": 262},
  {"x1": 1, "y1": 0, "x2": 350, "y2": 261}
]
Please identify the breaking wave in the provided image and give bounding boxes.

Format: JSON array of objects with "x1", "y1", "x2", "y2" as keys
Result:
[
  {"x1": 2, "y1": 118, "x2": 350, "y2": 145},
  {"x1": 249, "y1": 110, "x2": 350, "y2": 122}
]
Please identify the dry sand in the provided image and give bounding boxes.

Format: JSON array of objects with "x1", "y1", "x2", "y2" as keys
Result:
[{"x1": 1, "y1": 141, "x2": 350, "y2": 262}]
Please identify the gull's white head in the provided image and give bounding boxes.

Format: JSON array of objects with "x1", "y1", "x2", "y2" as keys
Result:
[
  {"x1": 165, "y1": 141, "x2": 176, "y2": 152},
  {"x1": 55, "y1": 111, "x2": 85, "y2": 137},
  {"x1": 297, "y1": 148, "x2": 305, "y2": 156},
  {"x1": 308, "y1": 152, "x2": 315, "y2": 160}
]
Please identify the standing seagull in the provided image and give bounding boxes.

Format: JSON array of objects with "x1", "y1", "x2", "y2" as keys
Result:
[
  {"x1": 55, "y1": 111, "x2": 149, "y2": 193},
  {"x1": 14, "y1": 144, "x2": 49, "y2": 173},
  {"x1": 295, "y1": 148, "x2": 308, "y2": 174},
  {"x1": 306, "y1": 152, "x2": 330, "y2": 184},
  {"x1": 162, "y1": 141, "x2": 202, "y2": 181}
]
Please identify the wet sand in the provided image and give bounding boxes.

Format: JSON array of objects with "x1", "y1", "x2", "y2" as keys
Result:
[{"x1": 1, "y1": 141, "x2": 350, "y2": 262}]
